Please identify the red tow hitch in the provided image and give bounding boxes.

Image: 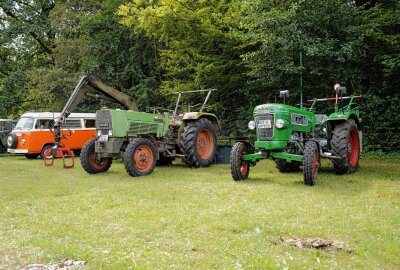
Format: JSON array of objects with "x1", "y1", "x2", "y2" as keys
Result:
[{"x1": 44, "y1": 147, "x2": 75, "y2": 169}]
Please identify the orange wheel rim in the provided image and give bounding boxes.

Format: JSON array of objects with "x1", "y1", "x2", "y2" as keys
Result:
[
  {"x1": 196, "y1": 129, "x2": 214, "y2": 160},
  {"x1": 313, "y1": 149, "x2": 319, "y2": 178},
  {"x1": 134, "y1": 145, "x2": 153, "y2": 172},
  {"x1": 348, "y1": 128, "x2": 359, "y2": 167},
  {"x1": 88, "y1": 145, "x2": 109, "y2": 170},
  {"x1": 240, "y1": 153, "x2": 249, "y2": 176}
]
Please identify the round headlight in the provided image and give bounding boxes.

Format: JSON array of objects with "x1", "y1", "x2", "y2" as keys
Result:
[
  {"x1": 7, "y1": 135, "x2": 13, "y2": 147},
  {"x1": 248, "y1": 120, "x2": 256, "y2": 130},
  {"x1": 21, "y1": 139, "x2": 26, "y2": 145},
  {"x1": 275, "y1": 119, "x2": 285, "y2": 129},
  {"x1": 97, "y1": 130, "x2": 102, "y2": 137}
]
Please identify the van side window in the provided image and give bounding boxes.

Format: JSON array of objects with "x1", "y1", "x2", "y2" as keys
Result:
[
  {"x1": 35, "y1": 119, "x2": 52, "y2": 130},
  {"x1": 84, "y1": 119, "x2": 95, "y2": 128},
  {"x1": 64, "y1": 119, "x2": 82, "y2": 128},
  {"x1": 4, "y1": 122, "x2": 12, "y2": 132}
]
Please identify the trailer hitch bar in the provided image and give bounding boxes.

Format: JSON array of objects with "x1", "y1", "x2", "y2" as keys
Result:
[{"x1": 43, "y1": 147, "x2": 75, "y2": 169}]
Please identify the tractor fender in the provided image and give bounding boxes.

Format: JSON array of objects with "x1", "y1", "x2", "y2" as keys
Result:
[
  {"x1": 181, "y1": 112, "x2": 220, "y2": 132},
  {"x1": 326, "y1": 113, "x2": 362, "y2": 151}
]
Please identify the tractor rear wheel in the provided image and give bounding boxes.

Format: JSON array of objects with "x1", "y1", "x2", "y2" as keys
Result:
[
  {"x1": 124, "y1": 138, "x2": 156, "y2": 177},
  {"x1": 303, "y1": 141, "x2": 320, "y2": 186},
  {"x1": 80, "y1": 139, "x2": 112, "y2": 174},
  {"x1": 275, "y1": 159, "x2": 301, "y2": 173},
  {"x1": 230, "y1": 142, "x2": 251, "y2": 181},
  {"x1": 181, "y1": 118, "x2": 217, "y2": 168},
  {"x1": 331, "y1": 120, "x2": 360, "y2": 174}
]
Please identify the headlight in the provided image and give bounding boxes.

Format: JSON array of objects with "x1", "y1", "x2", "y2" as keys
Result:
[
  {"x1": 108, "y1": 130, "x2": 113, "y2": 136},
  {"x1": 248, "y1": 120, "x2": 256, "y2": 130},
  {"x1": 275, "y1": 119, "x2": 285, "y2": 129},
  {"x1": 21, "y1": 139, "x2": 26, "y2": 145},
  {"x1": 97, "y1": 130, "x2": 102, "y2": 137},
  {"x1": 7, "y1": 135, "x2": 13, "y2": 147}
]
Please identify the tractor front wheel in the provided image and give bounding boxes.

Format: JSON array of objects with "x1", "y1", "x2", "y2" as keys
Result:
[
  {"x1": 230, "y1": 142, "x2": 251, "y2": 181},
  {"x1": 124, "y1": 138, "x2": 156, "y2": 177},
  {"x1": 331, "y1": 120, "x2": 360, "y2": 174},
  {"x1": 303, "y1": 141, "x2": 320, "y2": 186},
  {"x1": 80, "y1": 139, "x2": 112, "y2": 174},
  {"x1": 181, "y1": 118, "x2": 217, "y2": 168}
]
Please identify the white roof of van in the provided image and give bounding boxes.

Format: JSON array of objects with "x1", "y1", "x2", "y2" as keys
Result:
[{"x1": 19, "y1": 112, "x2": 96, "y2": 119}]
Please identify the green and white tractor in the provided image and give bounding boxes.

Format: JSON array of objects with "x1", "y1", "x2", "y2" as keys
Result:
[
  {"x1": 230, "y1": 84, "x2": 363, "y2": 185},
  {"x1": 52, "y1": 76, "x2": 219, "y2": 176}
]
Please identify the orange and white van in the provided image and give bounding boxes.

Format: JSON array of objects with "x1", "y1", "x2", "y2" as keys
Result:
[{"x1": 7, "y1": 112, "x2": 96, "y2": 159}]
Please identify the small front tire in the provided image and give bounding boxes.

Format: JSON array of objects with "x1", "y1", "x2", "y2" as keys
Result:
[
  {"x1": 230, "y1": 142, "x2": 251, "y2": 181},
  {"x1": 80, "y1": 139, "x2": 112, "y2": 174},
  {"x1": 303, "y1": 141, "x2": 320, "y2": 186},
  {"x1": 124, "y1": 138, "x2": 157, "y2": 177}
]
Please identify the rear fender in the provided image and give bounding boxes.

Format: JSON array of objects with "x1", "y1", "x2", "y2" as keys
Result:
[
  {"x1": 326, "y1": 113, "x2": 361, "y2": 150},
  {"x1": 181, "y1": 112, "x2": 220, "y2": 131}
]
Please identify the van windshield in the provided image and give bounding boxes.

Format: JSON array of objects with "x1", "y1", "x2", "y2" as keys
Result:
[{"x1": 15, "y1": 117, "x2": 34, "y2": 130}]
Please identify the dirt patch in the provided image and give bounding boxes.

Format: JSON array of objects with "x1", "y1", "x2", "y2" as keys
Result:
[
  {"x1": 17, "y1": 259, "x2": 86, "y2": 270},
  {"x1": 279, "y1": 237, "x2": 353, "y2": 253}
]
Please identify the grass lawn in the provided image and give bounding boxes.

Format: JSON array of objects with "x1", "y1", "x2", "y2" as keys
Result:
[{"x1": 0, "y1": 155, "x2": 399, "y2": 269}]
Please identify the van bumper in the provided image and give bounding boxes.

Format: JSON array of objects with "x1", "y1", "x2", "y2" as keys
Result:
[{"x1": 7, "y1": 148, "x2": 28, "y2": 154}]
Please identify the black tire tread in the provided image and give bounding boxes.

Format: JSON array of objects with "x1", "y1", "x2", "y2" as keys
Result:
[
  {"x1": 124, "y1": 138, "x2": 156, "y2": 177},
  {"x1": 230, "y1": 142, "x2": 250, "y2": 181},
  {"x1": 181, "y1": 118, "x2": 217, "y2": 168},
  {"x1": 331, "y1": 120, "x2": 359, "y2": 174},
  {"x1": 80, "y1": 139, "x2": 112, "y2": 174},
  {"x1": 303, "y1": 141, "x2": 319, "y2": 186}
]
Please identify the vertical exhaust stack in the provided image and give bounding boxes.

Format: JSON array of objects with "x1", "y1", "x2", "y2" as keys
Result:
[{"x1": 280, "y1": 90, "x2": 289, "y2": 104}]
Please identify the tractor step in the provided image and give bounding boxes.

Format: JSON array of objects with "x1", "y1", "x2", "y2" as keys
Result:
[{"x1": 44, "y1": 148, "x2": 75, "y2": 169}]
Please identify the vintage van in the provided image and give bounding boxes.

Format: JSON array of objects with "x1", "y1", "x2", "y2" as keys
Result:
[{"x1": 7, "y1": 112, "x2": 96, "y2": 159}]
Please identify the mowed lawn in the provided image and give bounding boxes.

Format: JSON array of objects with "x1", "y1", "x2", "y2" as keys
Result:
[{"x1": 0, "y1": 155, "x2": 399, "y2": 269}]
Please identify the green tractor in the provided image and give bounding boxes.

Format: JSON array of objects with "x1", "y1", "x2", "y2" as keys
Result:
[
  {"x1": 52, "y1": 76, "x2": 219, "y2": 176},
  {"x1": 230, "y1": 84, "x2": 363, "y2": 185},
  {"x1": 80, "y1": 90, "x2": 219, "y2": 177}
]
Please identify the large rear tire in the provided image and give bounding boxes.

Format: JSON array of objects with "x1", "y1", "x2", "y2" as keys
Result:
[
  {"x1": 230, "y1": 142, "x2": 251, "y2": 181},
  {"x1": 331, "y1": 120, "x2": 360, "y2": 174},
  {"x1": 303, "y1": 141, "x2": 320, "y2": 186},
  {"x1": 124, "y1": 138, "x2": 156, "y2": 177},
  {"x1": 80, "y1": 139, "x2": 112, "y2": 174},
  {"x1": 181, "y1": 118, "x2": 217, "y2": 168}
]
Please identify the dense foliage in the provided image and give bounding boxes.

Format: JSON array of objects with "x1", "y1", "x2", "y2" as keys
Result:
[{"x1": 0, "y1": 0, "x2": 398, "y2": 151}]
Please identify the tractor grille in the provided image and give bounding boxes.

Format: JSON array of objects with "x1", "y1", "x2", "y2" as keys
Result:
[
  {"x1": 96, "y1": 110, "x2": 112, "y2": 130},
  {"x1": 128, "y1": 121, "x2": 159, "y2": 135},
  {"x1": 256, "y1": 113, "x2": 274, "y2": 140}
]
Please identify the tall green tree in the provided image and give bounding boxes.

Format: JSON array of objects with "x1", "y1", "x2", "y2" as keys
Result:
[{"x1": 118, "y1": 0, "x2": 253, "y2": 135}]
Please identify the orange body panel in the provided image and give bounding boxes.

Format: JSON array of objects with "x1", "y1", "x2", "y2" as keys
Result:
[{"x1": 14, "y1": 129, "x2": 96, "y2": 154}]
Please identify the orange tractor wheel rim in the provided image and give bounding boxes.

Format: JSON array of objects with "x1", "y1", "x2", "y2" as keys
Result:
[
  {"x1": 348, "y1": 128, "x2": 359, "y2": 167},
  {"x1": 240, "y1": 153, "x2": 249, "y2": 176},
  {"x1": 196, "y1": 129, "x2": 214, "y2": 160},
  {"x1": 134, "y1": 145, "x2": 153, "y2": 172}
]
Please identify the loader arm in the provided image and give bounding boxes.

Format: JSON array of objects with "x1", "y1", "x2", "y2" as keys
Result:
[
  {"x1": 54, "y1": 76, "x2": 137, "y2": 128},
  {"x1": 53, "y1": 75, "x2": 137, "y2": 147}
]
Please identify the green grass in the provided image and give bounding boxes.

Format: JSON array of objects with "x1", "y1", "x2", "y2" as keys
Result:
[{"x1": 0, "y1": 155, "x2": 399, "y2": 269}]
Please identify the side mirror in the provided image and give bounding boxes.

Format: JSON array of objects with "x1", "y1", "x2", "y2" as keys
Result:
[{"x1": 280, "y1": 90, "x2": 289, "y2": 98}]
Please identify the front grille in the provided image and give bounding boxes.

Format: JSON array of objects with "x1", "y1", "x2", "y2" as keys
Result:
[
  {"x1": 256, "y1": 113, "x2": 274, "y2": 140},
  {"x1": 96, "y1": 110, "x2": 112, "y2": 130},
  {"x1": 128, "y1": 121, "x2": 159, "y2": 135}
]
